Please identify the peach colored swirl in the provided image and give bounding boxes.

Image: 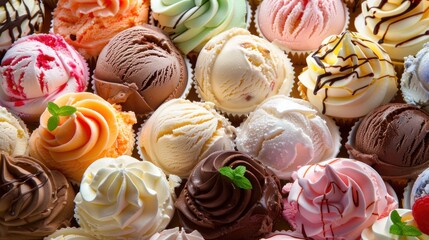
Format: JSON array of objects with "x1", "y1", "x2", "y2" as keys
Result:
[
  {"x1": 68, "y1": 0, "x2": 139, "y2": 17},
  {"x1": 29, "y1": 92, "x2": 119, "y2": 183},
  {"x1": 282, "y1": 158, "x2": 397, "y2": 240}
]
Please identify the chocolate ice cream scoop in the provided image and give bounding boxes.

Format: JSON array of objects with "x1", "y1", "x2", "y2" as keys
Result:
[
  {"x1": 0, "y1": 153, "x2": 75, "y2": 239},
  {"x1": 346, "y1": 103, "x2": 429, "y2": 179},
  {"x1": 175, "y1": 150, "x2": 282, "y2": 240},
  {"x1": 93, "y1": 24, "x2": 188, "y2": 115}
]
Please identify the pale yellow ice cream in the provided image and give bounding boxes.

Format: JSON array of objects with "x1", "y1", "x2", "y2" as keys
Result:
[
  {"x1": 355, "y1": 0, "x2": 429, "y2": 62},
  {"x1": 0, "y1": 106, "x2": 29, "y2": 156},
  {"x1": 195, "y1": 28, "x2": 295, "y2": 115},
  {"x1": 75, "y1": 156, "x2": 176, "y2": 240},
  {"x1": 138, "y1": 99, "x2": 235, "y2": 178}
]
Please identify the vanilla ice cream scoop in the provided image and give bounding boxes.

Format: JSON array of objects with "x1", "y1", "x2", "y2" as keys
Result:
[
  {"x1": 138, "y1": 98, "x2": 235, "y2": 178},
  {"x1": 236, "y1": 96, "x2": 340, "y2": 179},
  {"x1": 195, "y1": 28, "x2": 294, "y2": 115},
  {"x1": 75, "y1": 156, "x2": 176, "y2": 239},
  {"x1": 0, "y1": 106, "x2": 29, "y2": 156}
]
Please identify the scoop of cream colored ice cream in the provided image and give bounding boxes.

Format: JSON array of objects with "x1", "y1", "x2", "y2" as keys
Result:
[
  {"x1": 299, "y1": 31, "x2": 397, "y2": 119},
  {"x1": 53, "y1": 0, "x2": 149, "y2": 59},
  {"x1": 236, "y1": 96, "x2": 340, "y2": 179},
  {"x1": 138, "y1": 98, "x2": 235, "y2": 178},
  {"x1": 93, "y1": 24, "x2": 188, "y2": 115},
  {"x1": 0, "y1": 0, "x2": 44, "y2": 52},
  {"x1": 29, "y1": 92, "x2": 137, "y2": 183},
  {"x1": 149, "y1": 227, "x2": 204, "y2": 240},
  {"x1": 0, "y1": 34, "x2": 89, "y2": 122},
  {"x1": 0, "y1": 106, "x2": 29, "y2": 156},
  {"x1": 175, "y1": 150, "x2": 282, "y2": 240},
  {"x1": 283, "y1": 158, "x2": 398, "y2": 240},
  {"x1": 0, "y1": 153, "x2": 75, "y2": 239},
  {"x1": 75, "y1": 155, "x2": 176, "y2": 240},
  {"x1": 346, "y1": 103, "x2": 429, "y2": 180},
  {"x1": 257, "y1": 0, "x2": 348, "y2": 51},
  {"x1": 45, "y1": 228, "x2": 96, "y2": 240},
  {"x1": 355, "y1": 0, "x2": 429, "y2": 62},
  {"x1": 361, "y1": 209, "x2": 429, "y2": 240},
  {"x1": 196, "y1": 28, "x2": 294, "y2": 115},
  {"x1": 402, "y1": 43, "x2": 429, "y2": 113},
  {"x1": 151, "y1": 0, "x2": 247, "y2": 54}
]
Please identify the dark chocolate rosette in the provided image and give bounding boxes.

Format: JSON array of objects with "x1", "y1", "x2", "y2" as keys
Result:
[
  {"x1": 175, "y1": 150, "x2": 282, "y2": 240},
  {"x1": 0, "y1": 153, "x2": 75, "y2": 239}
]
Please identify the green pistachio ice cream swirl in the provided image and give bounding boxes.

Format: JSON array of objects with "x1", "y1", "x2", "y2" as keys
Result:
[{"x1": 151, "y1": 0, "x2": 247, "y2": 54}]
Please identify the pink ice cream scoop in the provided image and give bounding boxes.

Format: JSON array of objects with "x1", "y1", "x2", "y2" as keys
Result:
[
  {"x1": 257, "y1": 0, "x2": 348, "y2": 51},
  {"x1": 0, "y1": 34, "x2": 88, "y2": 122},
  {"x1": 282, "y1": 158, "x2": 397, "y2": 240}
]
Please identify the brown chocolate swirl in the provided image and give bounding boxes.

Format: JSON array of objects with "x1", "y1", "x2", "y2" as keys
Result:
[
  {"x1": 175, "y1": 150, "x2": 282, "y2": 240},
  {"x1": 0, "y1": 153, "x2": 75, "y2": 239}
]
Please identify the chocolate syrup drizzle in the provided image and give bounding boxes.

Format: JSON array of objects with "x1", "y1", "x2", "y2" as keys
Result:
[
  {"x1": 310, "y1": 32, "x2": 395, "y2": 114},
  {"x1": 364, "y1": 0, "x2": 429, "y2": 46},
  {"x1": 0, "y1": 0, "x2": 44, "y2": 46}
]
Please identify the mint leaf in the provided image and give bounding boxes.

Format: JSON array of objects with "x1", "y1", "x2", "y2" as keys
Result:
[
  {"x1": 47, "y1": 115, "x2": 59, "y2": 131},
  {"x1": 48, "y1": 102, "x2": 60, "y2": 115},
  {"x1": 234, "y1": 176, "x2": 252, "y2": 190},
  {"x1": 219, "y1": 167, "x2": 234, "y2": 179},
  {"x1": 46, "y1": 102, "x2": 76, "y2": 131},
  {"x1": 57, "y1": 106, "x2": 77, "y2": 116},
  {"x1": 219, "y1": 165, "x2": 253, "y2": 190},
  {"x1": 402, "y1": 225, "x2": 422, "y2": 236},
  {"x1": 390, "y1": 210, "x2": 402, "y2": 225},
  {"x1": 390, "y1": 224, "x2": 402, "y2": 235},
  {"x1": 389, "y1": 210, "x2": 423, "y2": 237},
  {"x1": 235, "y1": 165, "x2": 246, "y2": 176}
]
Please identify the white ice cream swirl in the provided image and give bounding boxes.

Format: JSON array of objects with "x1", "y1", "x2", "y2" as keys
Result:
[{"x1": 75, "y1": 156, "x2": 175, "y2": 240}]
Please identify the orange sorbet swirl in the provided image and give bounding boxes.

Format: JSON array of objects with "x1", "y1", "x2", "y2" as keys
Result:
[
  {"x1": 69, "y1": 0, "x2": 138, "y2": 17},
  {"x1": 53, "y1": 0, "x2": 149, "y2": 59},
  {"x1": 29, "y1": 92, "x2": 119, "y2": 182}
]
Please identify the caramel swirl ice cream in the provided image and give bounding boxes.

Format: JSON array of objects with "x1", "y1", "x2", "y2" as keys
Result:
[
  {"x1": 355, "y1": 0, "x2": 429, "y2": 62},
  {"x1": 299, "y1": 31, "x2": 397, "y2": 120}
]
